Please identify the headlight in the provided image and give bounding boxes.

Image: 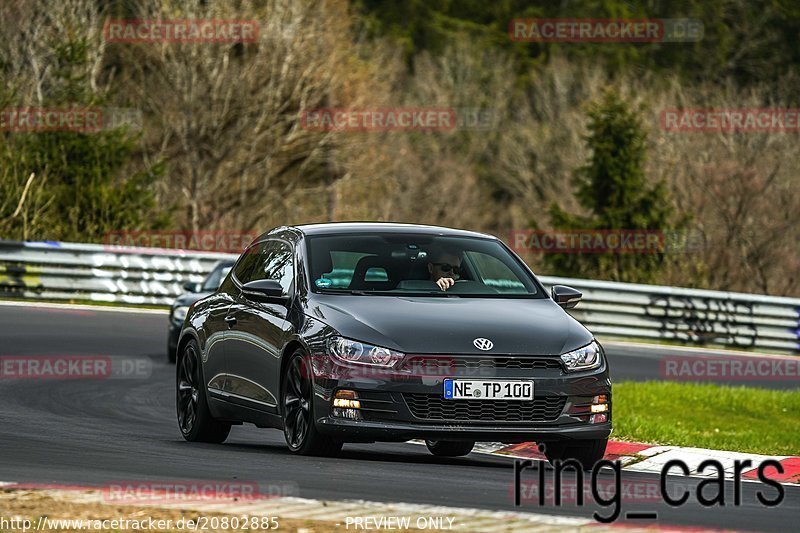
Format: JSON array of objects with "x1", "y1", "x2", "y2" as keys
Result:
[
  {"x1": 328, "y1": 336, "x2": 404, "y2": 367},
  {"x1": 560, "y1": 341, "x2": 602, "y2": 371},
  {"x1": 172, "y1": 305, "x2": 190, "y2": 323}
]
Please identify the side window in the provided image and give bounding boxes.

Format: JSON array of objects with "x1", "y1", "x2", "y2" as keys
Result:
[
  {"x1": 232, "y1": 242, "x2": 266, "y2": 284},
  {"x1": 250, "y1": 240, "x2": 294, "y2": 295}
]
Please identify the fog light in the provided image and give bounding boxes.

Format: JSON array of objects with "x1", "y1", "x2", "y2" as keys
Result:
[
  {"x1": 333, "y1": 398, "x2": 361, "y2": 409},
  {"x1": 590, "y1": 403, "x2": 608, "y2": 413},
  {"x1": 333, "y1": 390, "x2": 361, "y2": 409},
  {"x1": 332, "y1": 390, "x2": 362, "y2": 419},
  {"x1": 590, "y1": 413, "x2": 608, "y2": 424},
  {"x1": 333, "y1": 408, "x2": 360, "y2": 419}
]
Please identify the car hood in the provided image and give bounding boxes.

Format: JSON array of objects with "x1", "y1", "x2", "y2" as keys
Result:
[{"x1": 306, "y1": 295, "x2": 593, "y2": 356}]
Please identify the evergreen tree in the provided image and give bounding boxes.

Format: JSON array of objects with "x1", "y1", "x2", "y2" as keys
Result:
[
  {"x1": 0, "y1": 34, "x2": 167, "y2": 241},
  {"x1": 545, "y1": 90, "x2": 675, "y2": 283}
]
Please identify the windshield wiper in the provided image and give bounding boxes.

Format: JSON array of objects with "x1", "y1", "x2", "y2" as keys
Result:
[
  {"x1": 316, "y1": 289, "x2": 384, "y2": 295},
  {"x1": 317, "y1": 289, "x2": 458, "y2": 297},
  {"x1": 352, "y1": 290, "x2": 456, "y2": 297}
]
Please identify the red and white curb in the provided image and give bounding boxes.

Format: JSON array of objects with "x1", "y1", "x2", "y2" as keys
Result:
[{"x1": 466, "y1": 440, "x2": 800, "y2": 484}]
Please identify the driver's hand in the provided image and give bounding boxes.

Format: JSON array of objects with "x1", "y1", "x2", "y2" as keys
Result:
[{"x1": 436, "y1": 277, "x2": 455, "y2": 291}]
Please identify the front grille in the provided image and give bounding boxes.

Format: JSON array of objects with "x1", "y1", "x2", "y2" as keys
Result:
[
  {"x1": 403, "y1": 393, "x2": 566, "y2": 422},
  {"x1": 402, "y1": 356, "x2": 562, "y2": 371}
]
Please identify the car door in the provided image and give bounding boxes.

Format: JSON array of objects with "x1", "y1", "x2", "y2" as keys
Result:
[
  {"x1": 224, "y1": 239, "x2": 294, "y2": 414},
  {"x1": 200, "y1": 291, "x2": 235, "y2": 396},
  {"x1": 204, "y1": 248, "x2": 260, "y2": 397}
]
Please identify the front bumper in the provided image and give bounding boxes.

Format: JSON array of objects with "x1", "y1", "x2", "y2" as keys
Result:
[
  {"x1": 309, "y1": 354, "x2": 612, "y2": 443},
  {"x1": 317, "y1": 417, "x2": 611, "y2": 442}
]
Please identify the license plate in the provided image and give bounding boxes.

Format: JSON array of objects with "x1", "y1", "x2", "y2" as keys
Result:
[{"x1": 443, "y1": 379, "x2": 534, "y2": 400}]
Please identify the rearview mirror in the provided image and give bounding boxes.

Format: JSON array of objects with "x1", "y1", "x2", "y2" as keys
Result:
[
  {"x1": 242, "y1": 279, "x2": 285, "y2": 299},
  {"x1": 551, "y1": 285, "x2": 582, "y2": 309}
]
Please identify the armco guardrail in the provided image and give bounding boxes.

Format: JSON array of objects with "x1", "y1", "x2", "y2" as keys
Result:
[
  {"x1": 0, "y1": 240, "x2": 236, "y2": 306},
  {"x1": 547, "y1": 276, "x2": 800, "y2": 354},
  {"x1": 0, "y1": 240, "x2": 797, "y2": 354}
]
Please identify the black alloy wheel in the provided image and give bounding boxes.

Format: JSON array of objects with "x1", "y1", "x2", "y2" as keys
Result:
[
  {"x1": 177, "y1": 340, "x2": 230, "y2": 443},
  {"x1": 282, "y1": 350, "x2": 342, "y2": 456}
]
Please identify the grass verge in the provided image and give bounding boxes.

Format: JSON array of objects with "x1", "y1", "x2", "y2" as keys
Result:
[{"x1": 613, "y1": 381, "x2": 800, "y2": 455}]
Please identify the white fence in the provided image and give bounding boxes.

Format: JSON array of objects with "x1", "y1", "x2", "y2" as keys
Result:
[{"x1": 0, "y1": 240, "x2": 797, "y2": 354}]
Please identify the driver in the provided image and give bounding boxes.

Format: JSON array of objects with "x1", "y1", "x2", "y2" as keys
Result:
[{"x1": 427, "y1": 248, "x2": 462, "y2": 291}]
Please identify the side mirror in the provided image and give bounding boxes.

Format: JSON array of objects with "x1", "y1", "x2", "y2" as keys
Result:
[
  {"x1": 183, "y1": 281, "x2": 202, "y2": 293},
  {"x1": 242, "y1": 279, "x2": 285, "y2": 300},
  {"x1": 551, "y1": 285, "x2": 582, "y2": 309}
]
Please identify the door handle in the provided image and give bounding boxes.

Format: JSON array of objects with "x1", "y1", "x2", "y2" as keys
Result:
[{"x1": 224, "y1": 315, "x2": 237, "y2": 328}]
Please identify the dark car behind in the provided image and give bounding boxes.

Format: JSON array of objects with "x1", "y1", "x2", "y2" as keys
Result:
[{"x1": 167, "y1": 259, "x2": 234, "y2": 362}]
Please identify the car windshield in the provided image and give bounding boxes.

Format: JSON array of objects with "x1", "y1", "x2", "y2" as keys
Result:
[
  {"x1": 306, "y1": 233, "x2": 542, "y2": 297},
  {"x1": 202, "y1": 264, "x2": 233, "y2": 291}
]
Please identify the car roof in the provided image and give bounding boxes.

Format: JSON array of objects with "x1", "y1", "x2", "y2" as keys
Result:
[{"x1": 283, "y1": 222, "x2": 497, "y2": 240}]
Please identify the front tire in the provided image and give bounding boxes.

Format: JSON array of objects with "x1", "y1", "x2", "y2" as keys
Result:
[
  {"x1": 542, "y1": 439, "x2": 607, "y2": 471},
  {"x1": 425, "y1": 440, "x2": 475, "y2": 457},
  {"x1": 282, "y1": 350, "x2": 342, "y2": 457},
  {"x1": 176, "y1": 340, "x2": 231, "y2": 443}
]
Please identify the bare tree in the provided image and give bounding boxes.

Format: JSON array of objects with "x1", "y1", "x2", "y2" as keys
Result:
[
  {"x1": 0, "y1": 0, "x2": 109, "y2": 105},
  {"x1": 648, "y1": 81, "x2": 800, "y2": 296},
  {"x1": 124, "y1": 0, "x2": 377, "y2": 232}
]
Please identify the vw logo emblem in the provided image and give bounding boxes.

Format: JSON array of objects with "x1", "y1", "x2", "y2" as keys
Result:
[{"x1": 473, "y1": 338, "x2": 494, "y2": 351}]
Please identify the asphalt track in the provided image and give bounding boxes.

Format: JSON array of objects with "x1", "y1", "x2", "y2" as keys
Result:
[{"x1": 0, "y1": 303, "x2": 797, "y2": 531}]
